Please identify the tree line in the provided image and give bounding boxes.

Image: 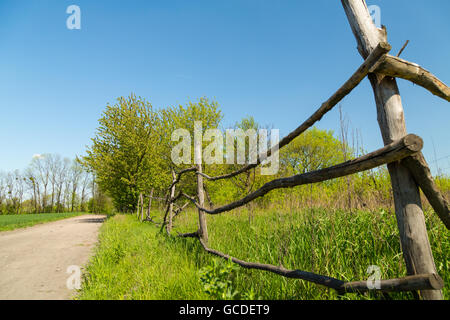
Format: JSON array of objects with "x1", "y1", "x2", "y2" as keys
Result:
[{"x1": 0, "y1": 154, "x2": 107, "y2": 215}]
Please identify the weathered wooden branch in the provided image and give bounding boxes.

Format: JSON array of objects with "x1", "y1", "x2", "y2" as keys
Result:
[
  {"x1": 376, "y1": 55, "x2": 450, "y2": 102},
  {"x1": 177, "y1": 231, "x2": 199, "y2": 238},
  {"x1": 173, "y1": 202, "x2": 189, "y2": 219},
  {"x1": 167, "y1": 170, "x2": 177, "y2": 233},
  {"x1": 402, "y1": 153, "x2": 450, "y2": 229},
  {"x1": 168, "y1": 167, "x2": 197, "y2": 192},
  {"x1": 147, "y1": 196, "x2": 167, "y2": 201},
  {"x1": 185, "y1": 134, "x2": 423, "y2": 215},
  {"x1": 342, "y1": 273, "x2": 444, "y2": 294},
  {"x1": 160, "y1": 192, "x2": 183, "y2": 233},
  {"x1": 396, "y1": 40, "x2": 409, "y2": 57},
  {"x1": 144, "y1": 217, "x2": 161, "y2": 225}
]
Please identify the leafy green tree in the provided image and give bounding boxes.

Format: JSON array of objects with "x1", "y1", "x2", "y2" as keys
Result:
[
  {"x1": 84, "y1": 94, "x2": 163, "y2": 212},
  {"x1": 84, "y1": 95, "x2": 222, "y2": 212},
  {"x1": 279, "y1": 127, "x2": 345, "y2": 175},
  {"x1": 159, "y1": 97, "x2": 223, "y2": 195}
]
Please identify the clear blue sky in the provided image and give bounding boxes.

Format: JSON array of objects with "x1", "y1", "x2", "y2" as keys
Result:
[{"x1": 0, "y1": 0, "x2": 449, "y2": 174}]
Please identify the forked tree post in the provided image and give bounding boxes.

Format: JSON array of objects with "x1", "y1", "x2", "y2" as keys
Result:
[
  {"x1": 140, "y1": 193, "x2": 145, "y2": 222},
  {"x1": 341, "y1": 0, "x2": 442, "y2": 299}
]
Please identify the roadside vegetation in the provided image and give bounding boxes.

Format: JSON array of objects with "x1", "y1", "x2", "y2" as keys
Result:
[
  {"x1": 78, "y1": 209, "x2": 448, "y2": 300},
  {"x1": 0, "y1": 212, "x2": 85, "y2": 232}
]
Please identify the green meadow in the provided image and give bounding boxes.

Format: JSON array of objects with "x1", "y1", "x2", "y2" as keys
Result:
[
  {"x1": 77, "y1": 208, "x2": 449, "y2": 300},
  {"x1": 0, "y1": 212, "x2": 85, "y2": 232}
]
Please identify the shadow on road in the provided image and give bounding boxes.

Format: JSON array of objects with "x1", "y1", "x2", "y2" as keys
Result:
[{"x1": 77, "y1": 217, "x2": 106, "y2": 224}]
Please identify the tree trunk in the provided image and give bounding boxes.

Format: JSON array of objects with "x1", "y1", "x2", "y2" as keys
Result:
[
  {"x1": 341, "y1": 0, "x2": 442, "y2": 300},
  {"x1": 194, "y1": 128, "x2": 208, "y2": 243},
  {"x1": 168, "y1": 171, "x2": 176, "y2": 232}
]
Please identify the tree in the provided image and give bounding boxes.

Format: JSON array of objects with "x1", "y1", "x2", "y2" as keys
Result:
[
  {"x1": 84, "y1": 94, "x2": 162, "y2": 212},
  {"x1": 227, "y1": 116, "x2": 260, "y2": 198},
  {"x1": 29, "y1": 154, "x2": 51, "y2": 211},
  {"x1": 68, "y1": 159, "x2": 84, "y2": 211},
  {"x1": 279, "y1": 127, "x2": 345, "y2": 175}
]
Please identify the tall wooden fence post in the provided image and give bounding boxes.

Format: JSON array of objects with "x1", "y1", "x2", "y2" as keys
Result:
[
  {"x1": 196, "y1": 163, "x2": 208, "y2": 243},
  {"x1": 195, "y1": 122, "x2": 209, "y2": 243},
  {"x1": 342, "y1": 0, "x2": 442, "y2": 299},
  {"x1": 168, "y1": 171, "x2": 176, "y2": 233}
]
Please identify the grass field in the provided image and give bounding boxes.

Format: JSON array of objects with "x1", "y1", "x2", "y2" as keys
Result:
[
  {"x1": 0, "y1": 212, "x2": 86, "y2": 232},
  {"x1": 77, "y1": 208, "x2": 449, "y2": 300}
]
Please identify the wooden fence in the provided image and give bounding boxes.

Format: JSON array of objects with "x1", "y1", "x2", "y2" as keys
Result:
[{"x1": 138, "y1": 0, "x2": 449, "y2": 299}]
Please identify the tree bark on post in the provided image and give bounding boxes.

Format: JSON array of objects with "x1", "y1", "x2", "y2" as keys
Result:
[
  {"x1": 196, "y1": 163, "x2": 208, "y2": 243},
  {"x1": 194, "y1": 122, "x2": 209, "y2": 243},
  {"x1": 168, "y1": 171, "x2": 176, "y2": 232},
  {"x1": 341, "y1": 0, "x2": 442, "y2": 299}
]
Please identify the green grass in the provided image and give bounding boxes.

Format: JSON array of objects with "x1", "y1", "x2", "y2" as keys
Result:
[
  {"x1": 77, "y1": 208, "x2": 449, "y2": 300},
  {"x1": 0, "y1": 212, "x2": 86, "y2": 231}
]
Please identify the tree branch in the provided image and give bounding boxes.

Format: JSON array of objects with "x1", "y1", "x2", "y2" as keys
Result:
[{"x1": 375, "y1": 55, "x2": 450, "y2": 102}]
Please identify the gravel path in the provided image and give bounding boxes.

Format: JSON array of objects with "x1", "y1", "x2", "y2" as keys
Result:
[{"x1": 0, "y1": 214, "x2": 105, "y2": 300}]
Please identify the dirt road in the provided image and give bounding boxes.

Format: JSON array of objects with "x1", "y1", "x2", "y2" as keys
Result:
[{"x1": 0, "y1": 214, "x2": 105, "y2": 300}]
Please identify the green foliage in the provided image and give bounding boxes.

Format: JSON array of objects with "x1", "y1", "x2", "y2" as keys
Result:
[
  {"x1": 280, "y1": 127, "x2": 345, "y2": 175},
  {"x1": 84, "y1": 95, "x2": 223, "y2": 213},
  {"x1": 199, "y1": 259, "x2": 240, "y2": 300},
  {"x1": 77, "y1": 215, "x2": 211, "y2": 300},
  {"x1": 160, "y1": 97, "x2": 223, "y2": 195},
  {"x1": 84, "y1": 94, "x2": 164, "y2": 212}
]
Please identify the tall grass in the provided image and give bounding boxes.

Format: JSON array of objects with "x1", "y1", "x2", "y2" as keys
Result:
[{"x1": 78, "y1": 207, "x2": 449, "y2": 300}]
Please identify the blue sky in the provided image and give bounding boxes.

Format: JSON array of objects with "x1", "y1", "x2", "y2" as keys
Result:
[{"x1": 0, "y1": 0, "x2": 449, "y2": 174}]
